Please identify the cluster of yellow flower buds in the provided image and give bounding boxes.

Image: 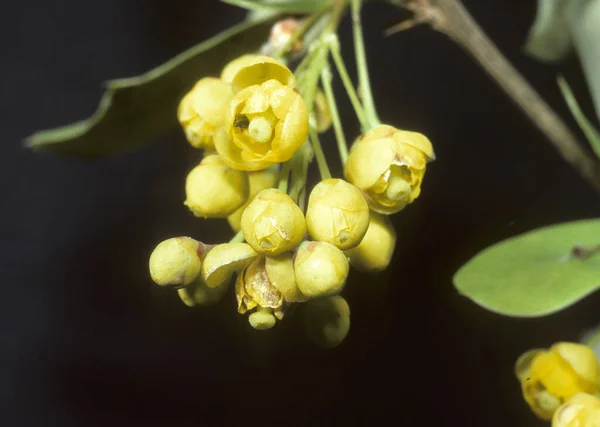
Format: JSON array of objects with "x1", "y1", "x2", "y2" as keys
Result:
[
  {"x1": 148, "y1": 45, "x2": 434, "y2": 347},
  {"x1": 515, "y1": 342, "x2": 600, "y2": 420}
]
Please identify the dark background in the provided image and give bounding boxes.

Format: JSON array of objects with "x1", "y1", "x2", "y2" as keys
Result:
[{"x1": 2, "y1": 1, "x2": 600, "y2": 426}]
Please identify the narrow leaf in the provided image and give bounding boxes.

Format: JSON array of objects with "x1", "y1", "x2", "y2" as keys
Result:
[
  {"x1": 222, "y1": 0, "x2": 327, "y2": 13},
  {"x1": 557, "y1": 75, "x2": 600, "y2": 160},
  {"x1": 26, "y1": 13, "x2": 278, "y2": 157},
  {"x1": 454, "y1": 219, "x2": 600, "y2": 317}
]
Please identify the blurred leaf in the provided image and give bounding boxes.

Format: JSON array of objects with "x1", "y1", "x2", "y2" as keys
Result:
[
  {"x1": 222, "y1": 0, "x2": 328, "y2": 13},
  {"x1": 557, "y1": 75, "x2": 600, "y2": 160},
  {"x1": 26, "y1": 12, "x2": 278, "y2": 158},
  {"x1": 454, "y1": 219, "x2": 600, "y2": 317},
  {"x1": 525, "y1": 0, "x2": 600, "y2": 122}
]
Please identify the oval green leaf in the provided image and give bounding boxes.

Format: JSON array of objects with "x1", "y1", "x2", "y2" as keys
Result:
[
  {"x1": 454, "y1": 219, "x2": 600, "y2": 317},
  {"x1": 26, "y1": 12, "x2": 278, "y2": 158}
]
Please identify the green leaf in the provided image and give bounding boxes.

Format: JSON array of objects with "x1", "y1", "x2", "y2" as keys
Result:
[
  {"x1": 557, "y1": 75, "x2": 600, "y2": 160},
  {"x1": 26, "y1": 13, "x2": 278, "y2": 157},
  {"x1": 525, "y1": 0, "x2": 600, "y2": 123},
  {"x1": 454, "y1": 219, "x2": 600, "y2": 317},
  {"x1": 222, "y1": 0, "x2": 328, "y2": 13}
]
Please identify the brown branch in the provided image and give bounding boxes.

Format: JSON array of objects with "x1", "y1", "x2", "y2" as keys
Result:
[{"x1": 395, "y1": 0, "x2": 600, "y2": 194}]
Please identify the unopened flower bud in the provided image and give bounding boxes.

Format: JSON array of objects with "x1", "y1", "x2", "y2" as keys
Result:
[
  {"x1": 184, "y1": 154, "x2": 249, "y2": 218},
  {"x1": 178, "y1": 77, "x2": 232, "y2": 149},
  {"x1": 553, "y1": 393, "x2": 600, "y2": 427},
  {"x1": 148, "y1": 237, "x2": 205, "y2": 287},
  {"x1": 241, "y1": 188, "x2": 306, "y2": 256},
  {"x1": 345, "y1": 124, "x2": 434, "y2": 214},
  {"x1": 305, "y1": 178, "x2": 370, "y2": 250},
  {"x1": 516, "y1": 342, "x2": 600, "y2": 420},
  {"x1": 227, "y1": 166, "x2": 280, "y2": 232},
  {"x1": 267, "y1": 18, "x2": 303, "y2": 54},
  {"x1": 302, "y1": 296, "x2": 350, "y2": 348},
  {"x1": 265, "y1": 252, "x2": 307, "y2": 303},
  {"x1": 294, "y1": 241, "x2": 349, "y2": 298},
  {"x1": 344, "y1": 212, "x2": 396, "y2": 271},
  {"x1": 177, "y1": 275, "x2": 228, "y2": 307},
  {"x1": 201, "y1": 242, "x2": 258, "y2": 288}
]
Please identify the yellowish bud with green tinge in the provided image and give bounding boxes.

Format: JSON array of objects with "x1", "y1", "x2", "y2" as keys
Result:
[
  {"x1": 515, "y1": 342, "x2": 600, "y2": 420},
  {"x1": 148, "y1": 237, "x2": 205, "y2": 288},
  {"x1": 225, "y1": 55, "x2": 295, "y2": 93},
  {"x1": 227, "y1": 166, "x2": 279, "y2": 232},
  {"x1": 248, "y1": 308, "x2": 277, "y2": 330},
  {"x1": 264, "y1": 252, "x2": 307, "y2": 303},
  {"x1": 345, "y1": 124, "x2": 434, "y2": 214},
  {"x1": 305, "y1": 178, "x2": 370, "y2": 250},
  {"x1": 303, "y1": 296, "x2": 350, "y2": 348},
  {"x1": 177, "y1": 275, "x2": 228, "y2": 307},
  {"x1": 235, "y1": 257, "x2": 285, "y2": 320},
  {"x1": 294, "y1": 241, "x2": 349, "y2": 298},
  {"x1": 184, "y1": 155, "x2": 249, "y2": 218},
  {"x1": 344, "y1": 212, "x2": 396, "y2": 271},
  {"x1": 214, "y1": 79, "x2": 309, "y2": 171},
  {"x1": 177, "y1": 77, "x2": 232, "y2": 149},
  {"x1": 241, "y1": 188, "x2": 306, "y2": 256},
  {"x1": 553, "y1": 393, "x2": 600, "y2": 427},
  {"x1": 201, "y1": 242, "x2": 258, "y2": 288},
  {"x1": 314, "y1": 89, "x2": 332, "y2": 133}
]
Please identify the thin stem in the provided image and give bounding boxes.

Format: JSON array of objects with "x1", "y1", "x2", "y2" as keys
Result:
[
  {"x1": 310, "y1": 128, "x2": 332, "y2": 180},
  {"x1": 394, "y1": 0, "x2": 600, "y2": 193},
  {"x1": 277, "y1": 161, "x2": 291, "y2": 193},
  {"x1": 557, "y1": 75, "x2": 600, "y2": 160},
  {"x1": 351, "y1": 0, "x2": 380, "y2": 129},
  {"x1": 326, "y1": 34, "x2": 369, "y2": 130},
  {"x1": 229, "y1": 230, "x2": 245, "y2": 243},
  {"x1": 321, "y1": 65, "x2": 349, "y2": 165}
]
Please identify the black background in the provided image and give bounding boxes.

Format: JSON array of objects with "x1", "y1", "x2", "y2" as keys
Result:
[{"x1": 3, "y1": 1, "x2": 600, "y2": 426}]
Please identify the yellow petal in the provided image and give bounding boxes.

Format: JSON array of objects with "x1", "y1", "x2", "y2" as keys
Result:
[
  {"x1": 265, "y1": 253, "x2": 308, "y2": 302},
  {"x1": 231, "y1": 55, "x2": 295, "y2": 93},
  {"x1": 201, "y1": 242, "x2": 258, "y2": 288}
]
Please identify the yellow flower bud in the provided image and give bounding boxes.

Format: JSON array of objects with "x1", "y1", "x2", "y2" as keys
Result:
[
  {"x1": 264, "y1": 253, "x2": 308, "y2": 303},
  {"x1": 227, "y1": 166, "x2": 280, "y2": 232},
  {"x1": 214, "y1": 79, "x2": 309, "y2": 171},
  {"x1": 516, "y1": 342, "x2": 600, "y2": 420},
  {"x1": 177, "y1": 77, "x2": 232, "y2": 149},
  {"x1": 220, "y1": 54, "x2": 261, "y2": 84},
  {"x1": 305, "y1": 178, "x2": 370, "y2": 250},
  {"x1": 184, "y1": 154, "x2": 249, "y2": 218},
  {"x1": 177, "y1": 275, "x2": 228, "y2": 307},
  {"x1": 225, "y1": 55, "x2": 295, "y2": 93},
  {"x1": 553, "y1": 393, "x2": 600, "y2": 427},
  {"x1": 314, "y1": 89, "x2": 332, "y2": 133},
  {"x1": 201, "y1": 242, "x2": 258, "y2": 288},
  {"x1": 148, "y1": 237, "x2": 205, "y2": 287},
  {"x1": 241, "y1": 188, "x2": 306, "y2": 256},
  {"x1": 344, "y1": 212, "x2": 396, "y2": 271},
  {"x1": 294, "y1": 241, "x2": 349, "y2": 298},
  {"x1": 302, "y1": 296, "x2": 350, "y2": 348},
  {"x1": 344, "y1": 124, "x2": 434, "y2": 214},
  {"x1": 235, "y1": 257, "x2": 285, "y2": 318}
]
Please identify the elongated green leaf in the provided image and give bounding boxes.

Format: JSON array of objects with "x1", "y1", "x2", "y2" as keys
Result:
[
  {"x1": 454, "y1": 219, "x2": 600, "y2": 317},
  {"x1": 222, "y1": 0, "x2": 327, "y2": 13},
  {"x1": 26, "y1": 13, "x2": 278, "y2": 157}
]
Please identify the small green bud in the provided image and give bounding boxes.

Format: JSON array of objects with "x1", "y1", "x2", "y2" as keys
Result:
[
  {"x1": 305, "y1": 178, "x2": 370, "y2": 250},
  {"x1": 148, "y1": 237, "x2": 205, "y2": 288},
  {"x1": 303, "y1": 296, "x2": 350, "y2": 348},
  {"x1": 177, "y1": 275, "x2": 228, "y2": 307},
  {"x1": 184, "y1": 154, "x2": 249, "y2": 218},
  {"x1": 293, "y1": 241, "x2": 349, "y2": 298},
  {"x1": 344, "y1": 212, "x2": 396, "y2": 271},
  {"x1": 241, "y1": 188, "x2": 306, "y2": 256}
]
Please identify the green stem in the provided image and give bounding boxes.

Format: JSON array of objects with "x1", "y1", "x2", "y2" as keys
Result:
[
  {"x1": 557, "y1": 75, "x2": 600, "y2": 161},
  {"x1": 310, "y1": 128, "x2": 332, "y2": 179},
  {"x1": 229, "y1": 230, "x2": 245, "y2": 243},
  {"x1": 326, "y1": 34, "x2": 368, "y2": 130},
  {"x1": 278, "y1": 161, "x2": 291, "y2": 193},
  {"x1": 321, "y1": 65, "x2": 349, "y2": 165},
  {"x1": 351, "y1": 0, "x2": 380, "y2": 129}
]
